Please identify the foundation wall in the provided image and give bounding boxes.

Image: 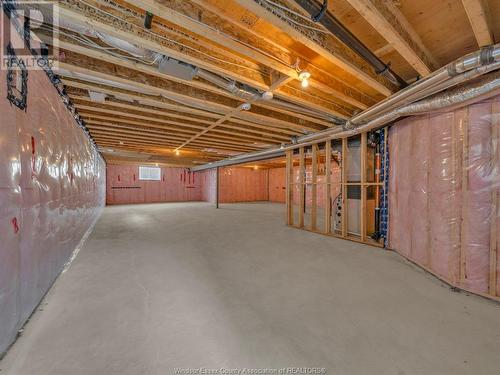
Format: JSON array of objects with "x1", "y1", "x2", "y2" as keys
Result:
[
  {"x1": 389, "y1": 95, "x2": 500, "y2": 298},
  {"x1": 106, "y1": 164, "x2": 202, "y2": 204},
  {"x1": 0, "y1": 21, "x2": 105, "y2": 354},
  {"x1": 219, "y1": 167, "x2": 269, "y2": 203},
  {"x1": 268, "y1": 167, "x2": 286, "y2": 203}
]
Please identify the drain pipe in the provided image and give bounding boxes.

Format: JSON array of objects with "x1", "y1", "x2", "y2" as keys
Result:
[
  {"x1": 344, "y1": 44, "x2": 500, "y2": 129},
  {"x1": 192, "y1": 65, "x2": 500, "y2": 171},
  {"x1": 288, "y1": 69, "x2": 500, "y2": 148},
  {"x1": 291, "y1": 0, "x2": 407, "y2": 87},
  {"x1": 191, "y1": 45, "x2": 500, "y2": 171}
]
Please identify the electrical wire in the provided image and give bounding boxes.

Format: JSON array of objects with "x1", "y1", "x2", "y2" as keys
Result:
[
  {"x1": 76, "y1": 0, "x2": 268, "y2": 74},
  {"x1": 258, "y1": 0, "x2": 328, "y2": 33}
]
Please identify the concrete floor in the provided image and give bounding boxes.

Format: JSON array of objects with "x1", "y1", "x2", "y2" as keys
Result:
[{"x1": 1, "y1": 202, "x2": 499, "y2": 375}]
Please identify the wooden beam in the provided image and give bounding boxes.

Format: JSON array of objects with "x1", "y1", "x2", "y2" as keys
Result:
[
  {"x1": 52, "y1": 33, "x2": 350, "y2": 119},
  {"x1": 93, "y1": 133, "x2": 254, "y2": 152},
  {"x1": 461, "y1": 0, "x2": 494, "y2": 47},
  {"x1": 341, "y1": 138, "x2": 348, "y2": 237},
  {"x1": 76, "y1": 107, "x2": 288, "y2": 143},
  {"x1": 344, "y1": 0, "x2": 437, "y2": 76},
  {"x1": 299, "y1": 147, "x2": 305, "y2": 228},
  {"x1": 190, "y1": 0, "x2": 375, "y2": 109},
  {"x1": 286, "y1": 150, "x2": 294, "y2": 226},
  {"x1": 57, "y1": 0, "x2": 270, "y2": 90},
  {"x1": 86, "y1": 121, "x2": 273, "y2": 147},
  {"x1": 311, "y1": 144, "x2": 318, "y2": 231},
  {"x1": 233, "y1": 0, "x2": 394, "y2": 96},
  {"x1": 374, "y1": 44, "x2": 395, "y2": 57},
  {"x1": 175, "y1": 68, "x2": 298, "y2": 150},
  {"x1": 68, "y1": 91, "x2": 300, "y2": 137},
  {"x1": 361, "y1": 132, "x2": 367, "y2": 242},
  {"x1": 324, "y1": 141, "x2": 332, "y2": 234},
  {"x1": 128, "y1": 0, "x2": 371, "y2": 111},
  {"x1": 490, "y1": 101, "x2": 499, "y2": 296},
  {"x1": 460, "y1": 108, "x2": 470, "y2": 286},
  {"x1": 57, "y1": 65, "x2": 324, "y2": 132}
]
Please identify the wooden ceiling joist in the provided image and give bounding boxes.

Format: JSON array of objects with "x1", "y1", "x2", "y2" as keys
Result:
[
  {"x1": 461, "y1": 0, "x2": 494, "y2": 47},
  {"x1": 88, "y1": 125, "x2": 264, "y2": 150},
  {"x1": 231, "y1": 0, "x2": 395, "y2": 96},
  {"x1": 82, "y1": 116, "x2": 284, "y2": 145},
  {"x1": 92, "y1": 132, "x2": 257, "y2": 152},
  {"x1": 66, "y1": 89, "x2": 302, "y2": 137},
  {"x1": 72, "y1": 99, "x2": 295, "y2": 141},
  {"x1": 57, "y1": 0, "x2": 270, "y2": 89},
  {"x1": 56, "y1": 62, "x2": 326, "y2": 132},
  {"x1": 123, "y1": 0, "x2": 371, "y2": 111},
  {"x1": 343, "y1": 0, "x2": 437, "y2": 77}
]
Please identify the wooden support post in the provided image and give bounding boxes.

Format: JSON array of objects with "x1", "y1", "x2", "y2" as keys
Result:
[
  {"x1": 299, "y1": 147, "x2": 305, "y2": 228},
  {"x1": 460, "y1": 109, "x2": 469, "y2": 286},
  {"x1": 490, "y1": 101, "x2": 499, "y2": 296},
  {"x1": 325, "y1": 140, "x2": 332, "y2": 234},
  {"x1": 342, "y1": 138, "x2": 348, "y2": 238},
  {"x1": 361, "y1": 133, "x2": 367, "y2": 242},
  {"x1": 286, "y1": 150, "x2": 293, "y2": 226},
  {"x1": 311, "y1": 144, "x2": 318, "y2": 231},
  {"x1": 216, "y1": 166, "x2": 220, "y2": 209}
]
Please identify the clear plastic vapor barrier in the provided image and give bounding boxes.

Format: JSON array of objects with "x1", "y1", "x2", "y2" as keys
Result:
[
  {"x1": 389, "y1": 95, "x2": 500, "y2": 298},
  {"x1": 0, "y1": 53, "x2": 105, "y2": 353}
]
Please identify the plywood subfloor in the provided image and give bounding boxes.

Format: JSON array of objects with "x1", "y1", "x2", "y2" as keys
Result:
[{"x1": 2, "y1": 202, "x2": 499, "y2": 374}]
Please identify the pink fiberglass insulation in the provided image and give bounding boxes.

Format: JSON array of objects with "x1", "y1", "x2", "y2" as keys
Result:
[
  {"x1": 198, "y1": 169, "x2": 217, "y2": 204},
  {"x1": 389, "y1": 120, "x2": 412, "y2": 258},
  {"x1": 0, "y1": 13, "x2": 105, "y2": 354},
  {"x1": 428, "y1": 112, "x2": 459, "y2": 281},
  {"x1": 407, "y1": 116, "x2": 430, "y2": 266},
  {"x1": 268, "y1": 168, "x2": 286, "y2": 203},
  {"x1": 218, "y1": 167, "x2": 269, "y2": 203},
  {"x1": 462, "y1": 102, "x2": 493, "y2": 293},
  {"x1": 106, "y1": 164, "x2": 203, "y2": 204},
  {"x1": 389, "y1": 95, "x2": 500, "y2": 297}
]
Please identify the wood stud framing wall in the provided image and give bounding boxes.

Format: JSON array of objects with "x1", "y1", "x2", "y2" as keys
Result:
[{"x1": 286, "y1": 129, "x2": 386, "y2": 247}]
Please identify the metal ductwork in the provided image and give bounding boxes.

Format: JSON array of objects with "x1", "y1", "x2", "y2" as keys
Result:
[
  {"x1": 195, "y1": 67, "x2": 344, "y2": 123},
  {"x1": 191, "y1": 44, "x2": 500, "y2": 172},
  {"x1": 291, "y1": 0, "x2": 408, "y2": 87},
  {"x1": 196, "y1": 69, "x2": 260, "y2": 101}
]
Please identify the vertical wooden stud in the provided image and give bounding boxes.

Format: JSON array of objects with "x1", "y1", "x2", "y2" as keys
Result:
[
  {"x1": 299, "y1": 147, "x2": 305, "y2": 228},
  {"x1": 342, "y1": 138, "x2": 348, "y2": 238},
  {"x1": 325, "y1": 140, "x2": 332, "y2": 234},
  {"x1": 311, "y1": 144, "x2": 318, "y2": 231},
  {"x1": 490, "y1": 102, "x2": 499, "y2": 296},
  {"x1": 460, "y1": 109, "x2": 469, "y2": 286},
  {"x1": 286, "y1": 150, "x2": 293, "y2": 226}
]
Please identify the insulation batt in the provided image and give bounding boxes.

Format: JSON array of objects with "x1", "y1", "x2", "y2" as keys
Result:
[
  {"x1": 0, "y1": 13, "x2": 105, "y2": 354},
  {"x1": 388, "y1": 95, "x2": 500, "y2": 297}
]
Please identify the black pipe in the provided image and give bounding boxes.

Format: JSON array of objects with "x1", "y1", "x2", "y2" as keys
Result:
[
  {"x1": 291, "y1": 0, "x2": 408, "y2": 88},
  {"x1": 144, "y1": 11, "x2": 153, "y2": 29}
]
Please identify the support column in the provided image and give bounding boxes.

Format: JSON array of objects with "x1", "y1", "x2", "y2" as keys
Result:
[
  {"x1": 216, "y1": 166, "x2": 220, "y2": 209},
  {"x1": 286, "y1": 150, "x2": 293, "y2": 226},
  {"x1": 325, "y1": 141, "x2": 332, "y2": 234}
]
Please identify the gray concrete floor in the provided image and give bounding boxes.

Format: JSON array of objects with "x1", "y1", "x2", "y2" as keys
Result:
[{"x1": 1, "y1": 202, "x2": 499, "y2": 375}]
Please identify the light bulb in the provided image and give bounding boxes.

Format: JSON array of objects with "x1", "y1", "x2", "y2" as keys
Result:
[
  {"x1": 175, "y1": 150, "x2": 180, "y2": 156},
  {"x1": 301, "y1": 78, "x2": 309, "y2": 88}
]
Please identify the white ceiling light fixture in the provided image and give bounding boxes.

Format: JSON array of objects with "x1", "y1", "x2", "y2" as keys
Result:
[
  {"x1": 299, "y1": 71, "x2": 311, "y2": 88},
  {"x1": 241, "y1": 102, "x2": 252, "y2": 111},
  {"x1": 261, "y1": 91, "x2": 274, "y2": 100}
]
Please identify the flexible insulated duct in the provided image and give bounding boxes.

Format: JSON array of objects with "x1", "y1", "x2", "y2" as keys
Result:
[{"x1": 191, "y1": 45, "x2": 500, "y2": 171}]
